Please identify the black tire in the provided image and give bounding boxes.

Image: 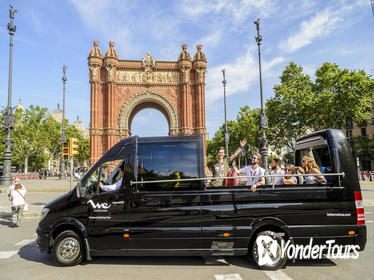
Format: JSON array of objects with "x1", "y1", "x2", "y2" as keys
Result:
[
  {"x1": 52, "y1": 230, "x2": 84, "y2": 266},
  {"x1": 251, "y1": 230, "x2": 287, "y2": 270}
]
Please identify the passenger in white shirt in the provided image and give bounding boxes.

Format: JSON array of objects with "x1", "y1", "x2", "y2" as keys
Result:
[
  {"x1": 234, "y1": 152, "x2": 265, "y2": 192},
  {"x1": 7, "y1": 179, "x2": 27, "y2": 227},
  {"x1": 99, "y1": 165, "x2": 124, "y2": 192},
  {"x1": 270, "y1": 158, "x2": 284, "y2": 186}
]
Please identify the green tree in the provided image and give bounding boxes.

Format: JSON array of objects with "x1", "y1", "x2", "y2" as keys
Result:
[
  {"x1": 266, "y1": 62, "x2": 314, "y2": 152},
  {"x1": 282, "y1": 152, "x2": 295, "y2": 165},
  {"x1": 206, "y1": 106, "x2": 262, "y2": 164},
  {"x1": 236, "y1": 105, "x2": 261, "y2": 152},
  {"x1": 350, "y1": 136, "x2": 374, "y2": 161},
  {"x1": 75, "y1": 137, "x2": 90, "y2": 166},
  {"x1": 206, "y1": 120, "x2": 240, "y2": 162},
  {"x1": 313, "y1": 63, "x2": 374, "y2": 129},
  {"x1": 12, "y1": 105, "x2": 52, "y2": 173},
  {"x1": 43, "y1": 116, "x2": 63, "y2": 164}
]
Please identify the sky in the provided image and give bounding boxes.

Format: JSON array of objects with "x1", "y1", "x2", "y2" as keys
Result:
[{"x1": 0, "y1": 0, "x2": 373, "y2": 139}]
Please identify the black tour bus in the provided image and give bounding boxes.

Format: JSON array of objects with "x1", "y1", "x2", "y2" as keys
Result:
[{"x1": 36, "y1": 129, "x2": 366, "y2": 270}]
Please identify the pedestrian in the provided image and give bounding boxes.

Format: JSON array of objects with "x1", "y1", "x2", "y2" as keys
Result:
[{"x1": 7, "y1": 179, "x2": 27, "y2": 227}]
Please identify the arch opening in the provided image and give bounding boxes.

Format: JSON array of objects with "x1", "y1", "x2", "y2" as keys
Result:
[
  {"x1": 130, "y1": 107, "x2": 169, "y2": 137},
  {"x1": 118, "y1": 90, "x2": 179, "y2": 138}
]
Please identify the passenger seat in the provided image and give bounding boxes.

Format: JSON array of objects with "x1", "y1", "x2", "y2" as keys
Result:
[{"x1": 297, "y1": 169, "x2": 304, "y2": 184}]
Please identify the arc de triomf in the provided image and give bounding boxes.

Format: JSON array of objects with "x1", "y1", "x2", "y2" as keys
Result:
[{"x1": 88, "y1": 41, "x2": 207, "y2": 165}]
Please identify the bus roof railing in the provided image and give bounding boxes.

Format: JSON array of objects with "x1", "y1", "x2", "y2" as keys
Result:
[{"x1": 130, "y1": 172, "x2": 345, "y2": 185}]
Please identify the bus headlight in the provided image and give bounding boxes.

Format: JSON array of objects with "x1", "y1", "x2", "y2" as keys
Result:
[{"x1": 40, "y1": 207, "x2": 49, "y2": 222}]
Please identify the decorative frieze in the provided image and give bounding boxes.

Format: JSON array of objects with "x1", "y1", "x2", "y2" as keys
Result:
[{"x1": 117, "y1": 70, "x2": 180, "y2": 84}]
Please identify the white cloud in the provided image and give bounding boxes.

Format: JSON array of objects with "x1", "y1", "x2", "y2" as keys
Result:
[
  {"x1": 70, "y1": 0, "x2": 188, "y2": 59},
  {"x1": 198, "y1": 30, "x2": 223, "y2": 48},
  {"x1": 181, "y1": 0, "x2": 226, "y2": 17},
  {"x1": 280, "y1": 0, "x2": 368, "y2": 53},
  {"x1": 29, "y1": 10, "x2": 43, "y2": 37},
  {"x1": 205, "y1": 47, "x2": 284, "y2": 104},
  {"x1": 181, "y1": 0, "x2": 275, "y2": 22},
  {"x1": 280, "y1": 9, "x2": 341, "y2": 53}
]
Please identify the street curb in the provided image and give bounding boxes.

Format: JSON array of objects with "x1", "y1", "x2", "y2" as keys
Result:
[
  {"x1": 0, "y1": 212, "x2": 40, "y2": 219},
  {"x1": 364, "y1": 201, "x2": 374, "y2": 207},
  {"x1": 0, "y1": 188, "x2": 70, "y2": 193}
]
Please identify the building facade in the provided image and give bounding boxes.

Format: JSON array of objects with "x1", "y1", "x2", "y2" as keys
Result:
[
  {"x1": 88, "y1": 41, "x2": 207, "y2": 165},
  {"x1": 342, "y1": 92, "x2": 374, "y2": 171}
]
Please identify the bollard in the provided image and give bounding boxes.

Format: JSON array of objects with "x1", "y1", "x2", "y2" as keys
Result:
[{"x1": 370, "y1": 172, "x2": 373, "y2": 182}]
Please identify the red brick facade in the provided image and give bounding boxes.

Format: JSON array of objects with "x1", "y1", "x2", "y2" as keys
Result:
[{"x1": 88, "y1": 42, "x2": 207, "y2": 165}]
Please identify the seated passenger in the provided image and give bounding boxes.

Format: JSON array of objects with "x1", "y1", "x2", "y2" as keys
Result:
[
  {"x1": 282, "y1": 165, "x2": 297, "y2": 185},
  {"x1": 270, "y1": 158, "x2": 284, "y2": 186},
  {"x1": 208, "y1": 139, "x2": 247, "y2": 186},
  {"x1": 296, "y1": 155, "x2": 312, "y2": 174},
  {"x1": 225, "y1": 160, "x2": 239, "y2": 186},
  {"x1": 305, "y1": 158, "x2": 327, "y2": 185},
  {"x1": 99, "y1": 165, "x2": 124, "y2": 192},
  {"x1": 234, "y1": 152, "x2": 265, "y2": 192}
]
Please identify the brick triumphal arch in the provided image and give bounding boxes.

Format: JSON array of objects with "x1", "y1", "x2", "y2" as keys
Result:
[{"x1": 88, "y1": 41, "x2": 207, "y2": 165}]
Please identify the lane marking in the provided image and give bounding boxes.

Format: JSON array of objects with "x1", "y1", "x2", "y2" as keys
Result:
[
  {"x1": 215, "y1": 274, "x2": 243, "y2": 280},
  {"x1": 264, "y1": 271, "x2": 293, "y2": 280},
  {"x1": 0, "y1": 251, "x2": 18, "y2": 259},
  {"x1": 366, "y1": 220, "x2": 374, "y2": 223},
  {"x1": 14, "y1": 239, "x2": 35, "y2": 246}
]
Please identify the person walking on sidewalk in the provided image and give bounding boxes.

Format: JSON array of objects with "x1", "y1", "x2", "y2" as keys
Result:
[{"x1": 7, "y1": 179, "x2": 27, "y2": 227}]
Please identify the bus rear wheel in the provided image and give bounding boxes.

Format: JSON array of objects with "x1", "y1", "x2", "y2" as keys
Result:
[{"x1": 251, "y1": 230, "x2": 287, "y2": 270}]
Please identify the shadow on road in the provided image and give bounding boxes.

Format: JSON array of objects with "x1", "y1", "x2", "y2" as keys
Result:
[
  {"x1": 88, "y1": 256, "x2": 212, "y2": 266},
  {"x1": 286, "y1": 257, "x2": 337, "y2": 267},
  {"x1": 82, "y1": 255, "x2": 256, "y2": 269},
  {"x1": 16, "y1": 244, "x2": 336, "y2": 269},
  {"x1": 31, "y1": 202, "x2": 47, "y2": 206},
  {"x1": 18, "y1": 242, "x2": 57, "y2": 267},
  {"x1": 0, "y1": 218, "x2": 13, "y2": 227}
]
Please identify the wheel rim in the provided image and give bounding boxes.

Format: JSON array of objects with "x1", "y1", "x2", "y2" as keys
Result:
[
  {"x1": 254, "y1": 235, "x2": 282, "y2": 266},
  {"x1": 57, "y1": 237, "x2": 80, "y2": 263}
]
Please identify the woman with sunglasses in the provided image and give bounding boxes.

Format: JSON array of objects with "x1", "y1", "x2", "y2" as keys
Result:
[
  {"x1": 304, "y1": 157, "x2": 327, "y2": 185},
  {"x1": 282, "y1": 165, "x2": 297, "y2": 185}
]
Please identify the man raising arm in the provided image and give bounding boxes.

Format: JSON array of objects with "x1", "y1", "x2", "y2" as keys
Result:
[{"x1": 208, "y1": 139, "x2": 247, "y2": 187}]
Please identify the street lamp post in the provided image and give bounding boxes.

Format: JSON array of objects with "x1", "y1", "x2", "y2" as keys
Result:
[
  {"x1": 0, "y1": 6, "x2": 18, "y2": 187},
  {"x1": 59, "y1": 65, "x2": 67, "y2": 179},
  {"x1": 222, "y1": 69, "x2": 229, "y2": 159},
  {"x1": 254, "y1": 18, "x2": 268, "y2": 172}
]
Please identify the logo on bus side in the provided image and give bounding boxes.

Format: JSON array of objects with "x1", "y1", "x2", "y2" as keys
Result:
[{"x1": 87, "y1": 200, "x2": 111, "y2": 210}]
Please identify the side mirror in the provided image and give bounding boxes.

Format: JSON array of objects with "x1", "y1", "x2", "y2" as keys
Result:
[{"x1": 76, "y1": 180, "x2": 81, "y2": 198}]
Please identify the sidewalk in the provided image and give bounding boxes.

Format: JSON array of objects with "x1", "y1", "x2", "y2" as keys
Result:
[
  {"x1": 0, "y1": 192, "x2": 66, "y2": 219},
  {"x1": 0, "y1": 177, "x2": 75, "y2": 219},
  {"x1": 0, "y1": 177, "x2": 75, "y2": 193}
]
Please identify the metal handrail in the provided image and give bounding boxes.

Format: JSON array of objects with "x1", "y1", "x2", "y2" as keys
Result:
[{"x1": 130, "y1": 172, "x2": 345, "y2": 185}]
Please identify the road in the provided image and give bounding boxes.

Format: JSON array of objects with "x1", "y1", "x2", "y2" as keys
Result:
[{"x1": 0, "y1": 207, "x2": 373, "y2": 280}]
